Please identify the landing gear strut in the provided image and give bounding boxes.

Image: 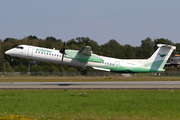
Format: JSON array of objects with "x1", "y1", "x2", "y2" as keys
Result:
[
  {"x1": 80, "y1": 62, "x2": 87, "y2": 75},
  {"x1": 81, "y1": 69, "x2": 87, "y2": 75}
]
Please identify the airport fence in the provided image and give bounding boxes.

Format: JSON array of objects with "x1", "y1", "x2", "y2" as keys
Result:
[
  {"x1": 0, "y1": 71, "x2": 122, "y2": 77},
  {"x1": 0, "y1": 71, "x2": 180, "y2": 77}
]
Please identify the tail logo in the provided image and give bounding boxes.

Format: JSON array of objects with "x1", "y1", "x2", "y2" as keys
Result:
[{"x1": 158, "y1": 53, "x2": 167, "y2": 57}]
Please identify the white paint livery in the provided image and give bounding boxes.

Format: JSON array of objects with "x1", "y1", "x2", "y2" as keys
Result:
[{"x1": 5, "y1": 44, "x2": 176, "y2": 75}]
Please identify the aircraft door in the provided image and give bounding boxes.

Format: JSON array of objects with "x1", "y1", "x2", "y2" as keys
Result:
[
  {"x1": 114, "y1": 61, "x2": 120, "y2": 71},
  {"x1": 27, "y1": 47, "x2": 33, "y2": 57}
]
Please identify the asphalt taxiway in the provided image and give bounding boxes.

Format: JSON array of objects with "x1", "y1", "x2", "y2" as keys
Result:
[{"x1": 0, "y1": 81, "x2": 180, "y2": 89}]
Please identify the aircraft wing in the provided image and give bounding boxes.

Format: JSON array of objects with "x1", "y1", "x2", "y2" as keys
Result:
[{"x1": 65, "y1": 46, "x2": 103, "y2": 63}]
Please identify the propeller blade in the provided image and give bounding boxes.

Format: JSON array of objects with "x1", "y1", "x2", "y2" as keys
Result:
[
  {"x1": 61, "y1": 53, "x2": 64, "y2": 62},
  {"x1": 60, "y1": 42, "x2": 65, "y2": 54},
  {"x1": 60, "y1": 42, "x2": 65, "y2": 62}
]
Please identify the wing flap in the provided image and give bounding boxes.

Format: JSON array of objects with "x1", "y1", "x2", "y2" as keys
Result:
[{"x1": 92, "y1": 67, "x2": 110, "y2": 71}]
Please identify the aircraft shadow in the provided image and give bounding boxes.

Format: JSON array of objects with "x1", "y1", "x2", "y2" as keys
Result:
[{"x1": 42, "y1": 84, "x2": 82, "y2": 86}]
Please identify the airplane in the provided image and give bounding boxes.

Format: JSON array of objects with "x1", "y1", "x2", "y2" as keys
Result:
[{"x1": 5, "y1": 43, "x2": 176, "y2": 75}]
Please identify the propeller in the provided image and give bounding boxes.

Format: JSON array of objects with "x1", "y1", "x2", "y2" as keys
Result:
[{"x1": 60, "y1": 42, "x2": 65, "y2": 62}]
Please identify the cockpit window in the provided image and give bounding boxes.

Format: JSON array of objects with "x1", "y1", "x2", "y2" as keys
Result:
[{"x1": 15, "y1": 46, "x2": 23, "y2": 49}]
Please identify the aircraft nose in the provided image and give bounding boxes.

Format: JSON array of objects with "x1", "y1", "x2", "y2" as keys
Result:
[{"x1": 5, "y1": 50, "x2": 11, "y2": 55}]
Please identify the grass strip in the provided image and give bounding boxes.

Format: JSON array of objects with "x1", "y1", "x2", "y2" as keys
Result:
[
  {"x1": 0, "y1": 76, "x2": 180, "y2": 82},
  {"x1": 0, "y1": 90, "x2": 180, "y2": 119}
]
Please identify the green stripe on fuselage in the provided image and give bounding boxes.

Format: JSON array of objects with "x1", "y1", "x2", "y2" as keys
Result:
[{"x1": 94, "y1": 64, "x2": 164, "y2": 73}]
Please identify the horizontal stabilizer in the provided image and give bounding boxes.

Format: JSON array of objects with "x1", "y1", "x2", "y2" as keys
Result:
[{"x1": 157, "y1": 44, "x2": 176, "y2": 49}]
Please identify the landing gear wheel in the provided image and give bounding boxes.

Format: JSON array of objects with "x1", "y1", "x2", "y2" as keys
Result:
[{"x1": 81, "y1": 69, "x2": 87, "y2": 75}]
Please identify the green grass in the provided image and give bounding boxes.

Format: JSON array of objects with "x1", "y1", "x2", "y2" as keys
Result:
[
  {"x1": 1, "y1": 76, "x2": 180, "y2": 82},
  {"x1": 0, "y1": 90, "x2": 180, "y2": 119}
]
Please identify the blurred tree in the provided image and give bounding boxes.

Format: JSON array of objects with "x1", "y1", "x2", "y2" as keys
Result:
[
  {"x1": 45, "y1": 36, "x2": 56, "y2": 42},
  {"x1": 134, "y1": 47, "x2": 143, "y2": 59},
  {"x1": 154, "y1": 38, "x2": 174, "y2": 50},
  {"x1": 48, "y1": 66, "x2": 59, "y2": 72},
  {"x1": 123, "y1": 44, "x2": 136, "y2": 59},
  {"x1": 99, "y1": 39, "x2": 124, "y2": 58},
  {"x1": 3, "y1": 38, "x2": 17, "y2": 44},
  {"x1": 45, "y1": 36, "x2": 57, "y2": 48},
  {"x1": 28, "y1": 35, "x2": 38, "y2": 40},
  {"x1": 141, "y1": 37, "x2": 154, "y2": 58},
  {"x1": 66, "y1": 39, "x2": 79, "y2": 50},
  {"x1": 0, "y1": 40, "x2": 4, "y2": 70},
  {"x1": 19, "y1": 65, "x2": 28, "y2": 72},
  {"x1": 10, "y1": 58, "x2": 29, "y2": 71},
  {"x1": 30, "y1": 65, "x2": 43, "y2": 72},
  {"x1": 69, "y1": 67, "x2": 77, "y2": 72},
  {"x1": 3, "y1": 61, "x2": 14, "y2": 72},
  {"x1": 174, "y1": 43, "x2": 180, "y2": 56}
]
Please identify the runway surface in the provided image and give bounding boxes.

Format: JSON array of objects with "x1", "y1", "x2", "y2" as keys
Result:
[{"x1": 0, "y1": 81, "x2": 180, "y2": 89}]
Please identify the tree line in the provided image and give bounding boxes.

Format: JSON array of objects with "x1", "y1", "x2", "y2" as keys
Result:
[{"x1": 0, "y1": 36, "x2": 179, "y2": 72}]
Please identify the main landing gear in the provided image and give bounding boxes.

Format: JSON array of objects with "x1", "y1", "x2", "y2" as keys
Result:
[
  {"x1": 80, "y1": 62, "x2": 88, "y2": 75},
  {"x1": 81, "y1": 69, "x2": 87, "y2": 75}
]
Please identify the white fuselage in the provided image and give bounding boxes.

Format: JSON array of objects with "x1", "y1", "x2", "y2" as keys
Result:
[
  {"x1": 5, "y1": 45, "x2": 147, "y2": 71},
  {"x1": 5, "y1": 44, "x2": 176, "y2": 73}
]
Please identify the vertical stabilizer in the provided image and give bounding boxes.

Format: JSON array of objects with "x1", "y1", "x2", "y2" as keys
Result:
[{"x1": 145, "y1": 44, "x2": 176, "y2": 71}]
